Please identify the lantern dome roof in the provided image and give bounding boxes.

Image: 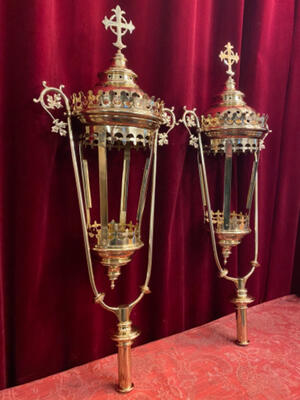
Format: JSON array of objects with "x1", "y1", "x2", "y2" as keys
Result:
[
  {"x1": 70, "y1": 6, "x2": 164, "y2": 131},
  {"x1": 71, "y1": 50, "x2": 164, "y2": 129},
  {"x1": 201, "y1": 43, "x2": 268, "y2": 140}
]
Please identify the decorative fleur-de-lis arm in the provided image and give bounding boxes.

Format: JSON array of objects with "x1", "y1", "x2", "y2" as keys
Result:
[
  {"x1": 259, "y1": 127, "x2": 271, "y2": 150},
  {"x1": 179, "y1": 106, "x2": 200, "y2": 148},
  {"x1": 33, "y1": 81, "x2": 70, "y2": 136},
  {"x1": 158, "y1": 107, "x2": 176, "y2": 146}
]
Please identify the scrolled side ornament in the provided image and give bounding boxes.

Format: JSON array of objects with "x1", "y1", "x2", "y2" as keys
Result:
[{"x1": 33, "y1": 81, "x2": 71, "y2": 137}]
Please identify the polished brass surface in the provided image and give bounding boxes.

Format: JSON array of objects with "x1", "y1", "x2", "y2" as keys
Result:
[
  {"x1": 98, "y1": 144, "x2": 109, "y2": 229},
  {"x1": 72, "y1": 4, "x2": 173, "y2": 290},
  {"x1": 206, "y1": 210, "x2": 251, "y2": 265},
  {"x1": 110, "y1": 307, "x2": 140, "y2": 393},
  {"x1": 120, "y1": 147, "x2": 131, "y2": 225},
  {"x1": 219, "y1": 42, "x2": 239, "y2": 77},
  {"x1": 246, "y1": 155, "x2": 259, "y2": 211},
  {"x1": 200, "y1": 43, "x2": 269, "y2": 143},
  {"x1": 34, "y1": 4, "x2": 176, "y2": 393},
  {"x1": 223, "y1": 140, "x2": 233, "y2": 230},
  {"x1": 181, "y1": 42, "x2": 270, "y2": 346},
  {"x1": 231, "y1": 279, "x2": 254, "y2": 345},
  {"x1": 81, "y1": 157, "x2": 92, "y2": 226},
  {"x1": 206, "y1": 138, "x2": 262, "y2": 155},
  {"x1": 71, "y1": 50, "x2": 165, "y2": 135},
  {"x1": 102, "y1": 5, "x2": 135, "y2": 51}
]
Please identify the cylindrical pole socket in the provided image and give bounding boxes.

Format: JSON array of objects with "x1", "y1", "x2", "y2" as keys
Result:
[
  {"x1": 236, "y1": 303, "x2": 249, "y2": 345},
  {"x1": 117, "y1": 340, "x2": 133, "y2": 393},
  {"x1": 232, "y1": 285, "x2": 254, "y2": 346},
  {"x1": 112, "y1": 312, "x2": 140, "y2": 393}
]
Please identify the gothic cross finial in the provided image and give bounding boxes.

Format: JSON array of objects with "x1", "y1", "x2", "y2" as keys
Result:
[
  {"x1": 102, "y1": 5, "x2": 135, "y2": 51},
  {"x1": 219, "y1": 42, "x2": 239, "y2": 77}
]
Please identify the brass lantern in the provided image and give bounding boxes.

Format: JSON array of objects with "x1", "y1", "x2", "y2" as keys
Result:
[
  {"x1": 181, "y1": 43, "x2": 269, "y2": 346},
  {"x1": 34, "y1": 5, "x2": 175, "y2": 393}
]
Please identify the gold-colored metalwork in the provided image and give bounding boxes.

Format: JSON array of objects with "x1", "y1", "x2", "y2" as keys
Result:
[
  {"x1": 205, "y1": 210, "x2": 250, "y2": 265},
  {"x1": 34, "y1": 4, "x2": 175, "y2": 393},
  {"x1": 219, "y1": 42, "x2": 239, "y2": 77},
  {"x1": 102, "y1": 5, "x2": 135, "y2": 51},
  {"x1": 181, "y1": 42, "x2": 270, "y2": 346}
]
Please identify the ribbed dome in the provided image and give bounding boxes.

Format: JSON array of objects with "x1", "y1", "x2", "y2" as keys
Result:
[
  {"x1": 200, "y1": 43, "x2": 269, "y2": 154},
  {"x1": 71, "y1": 50, "x2": 164, "y2": 132}
]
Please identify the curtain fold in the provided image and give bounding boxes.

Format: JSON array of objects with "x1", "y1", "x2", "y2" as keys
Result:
[{"x1": 0, "y1": 0, "x2": 299, "y2": 389}]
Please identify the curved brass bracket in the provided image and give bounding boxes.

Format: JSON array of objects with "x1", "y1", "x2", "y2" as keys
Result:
[
  {"x1": 179, "y1": 106, "x2": 200, "y2": 148},
  {"x1": 158, "y1": 107, "x2": 176, "y2": 146},
  {"x1": 34, "y1": 82, "x2": 100, "y2": 299}
]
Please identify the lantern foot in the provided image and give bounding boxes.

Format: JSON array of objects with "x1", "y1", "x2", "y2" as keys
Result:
[
  {"x1": 96, "y1": 250, "x2": 138, "y2": 290},
  {"x1": 111, "y1": 308, "x2": 140, "y2": 393},
  {"x1": 222, "y1": 246, "x2": 231, "y2": 265},
  {"x1": 231, "y1": 285, "x2": 254, "y2": 346},
  {"x1": 107, "y1": 265, "x2": 121, "y2": 289}
]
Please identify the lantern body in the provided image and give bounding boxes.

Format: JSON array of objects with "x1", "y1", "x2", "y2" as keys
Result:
[
  {"x1": 201, "y1": 74, "x2": 268, "y2": 265},
  {"x1": 182, "y1": 42, "x2": 269, "y2": 345},
  {"x1": 34, "y1": 5, "x2": 175, "y2": 392},
  {"x1": 71, "y1": 50, "x2": 165, "y2": 289}
]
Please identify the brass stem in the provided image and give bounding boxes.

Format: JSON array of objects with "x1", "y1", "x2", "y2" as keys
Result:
[
  {"x1": 68, "y1": 121, "x2": 100, "y2": 298},
  {"x1": 197, "y1": 131, "x2": 225, "y2": 275},
  {"x1": 223, "y1": 140, "x2": 233, "y2": 230},
  {"x1": 232, "y1": 279, "x2": 254, "y2": 346},
  {"x1": 120, "y1": 146, "x2": 131, "y2": 225},
  {"x1": 111, "y1": 307, "x2": 140, "y2": 393},
  {"x1": 254, "y1": 155, "x2": 259, "y2": 261},
  {"x1": 236, "y1": 303, "x2": 249, "y2": 345},
  {"x1": 197, "y1": 152, "x2": 207, "y2": 218},
  {"x1": 116, "y1": 341, "x2": 133, "y2": 392},
  {"x1": 246, "y1": 153, "x2": 258, "y2": 212},
  {"x1": 79, "y1": 143, "x2": 92, "y2": 227},
  {"x1": 136, "y1": 155, "x2": 152, "y2": 230},
  {"x1": 98, "y1": 135, "x2": 109, "y2": 229}
]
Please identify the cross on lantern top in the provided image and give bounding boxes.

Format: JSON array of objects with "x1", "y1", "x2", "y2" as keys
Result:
[
  {"x1": 102, "y1": 5, "x2": 135, "y2": 51},
  {"x1": 219, "y1": 42, "x2": 239, "y2": 77}
]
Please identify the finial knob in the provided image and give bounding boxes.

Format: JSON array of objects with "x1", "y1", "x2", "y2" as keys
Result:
[
  {"x1": 102, "y1": 5, "x2": 135, "y2": 51},
  {"x1": 219, "y1": 42, "x2": 239, "y2": 77}
]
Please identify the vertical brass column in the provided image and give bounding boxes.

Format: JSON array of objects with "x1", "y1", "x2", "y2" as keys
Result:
[
  {"x1": 111, "y1": 307, "x2": 140, "y2": 393},
  {"x1": 232, "y1": 279, "x2": 254, "y2": 346}
]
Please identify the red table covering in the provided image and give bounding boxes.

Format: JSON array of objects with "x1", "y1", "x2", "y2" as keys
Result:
[{"x1": 1, "y1": 295, "x2": 300, "y2": 399}]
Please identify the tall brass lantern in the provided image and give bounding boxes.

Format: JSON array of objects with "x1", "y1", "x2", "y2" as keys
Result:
[
  {"x1": 34, "y1": 5, "x2": 175, "y2": 393},
  {"x1": 181, "y1": 43, "x2": 269, "y2": 345}
]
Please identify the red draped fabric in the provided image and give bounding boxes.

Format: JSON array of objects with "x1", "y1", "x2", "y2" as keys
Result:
[{"x1": 0, "y1": 0, "x2": 299, "y2": 389}]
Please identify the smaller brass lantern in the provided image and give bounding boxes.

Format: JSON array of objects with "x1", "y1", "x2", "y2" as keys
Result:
[
  {"x1": 181, "y1": 42, "x2": 269, "y2": 346},
  {"x1": 34, "y1": 5, "x2": 175, "y2": 393}
]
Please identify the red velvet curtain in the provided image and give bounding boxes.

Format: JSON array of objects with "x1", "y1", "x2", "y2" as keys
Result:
[{"x1": 1, "y1": 0, "x2": 299, "y2": 389}]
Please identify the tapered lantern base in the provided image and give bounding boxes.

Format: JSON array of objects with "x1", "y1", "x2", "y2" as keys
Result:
[
  {"x1": 231, "y1": 288, "x2": 254, "y2": 346},
  {"x1": 111, "y1": 310, "x2": 140, "y2": 393}
]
